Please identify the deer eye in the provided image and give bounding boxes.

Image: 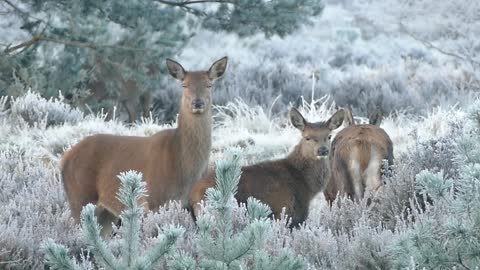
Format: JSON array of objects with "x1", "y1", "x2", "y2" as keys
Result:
[
  {"x1": 328, "y1": 135, "x2": 332, "y2": 140},
  {"x1": 305, "y1": 137, "x2": 311, "y2": 141}
]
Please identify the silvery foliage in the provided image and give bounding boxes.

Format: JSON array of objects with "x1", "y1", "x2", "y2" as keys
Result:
[
  {"x1": 1, "y1": 0, "x2": 324, "y2": 119},
  {"x1": 1, "y1": 91, "x2": 480, "y2": 268},
  {"x1": 0, "y1": 146, "x2": 82, "y2": 269},
  {"x1": 9, "y1": 90, "x2": 84, "y2": 127},
  {"x1": 389, "y1": 100, "x2": 480, "y2": 269},
  {"x1": 44, "y1": 171, "x2": 184, "y2": 270},
  {"x1": 176, "y1": 149, "x2": 304, "y2": 270}
]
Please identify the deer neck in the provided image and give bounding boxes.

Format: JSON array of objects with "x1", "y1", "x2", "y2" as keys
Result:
[
  {"x1": 175, "y1": 106, "x2": 212, "y2": 183},
  {"x1": 286, "y1": 145, "x2": 331, "y2": 199}
]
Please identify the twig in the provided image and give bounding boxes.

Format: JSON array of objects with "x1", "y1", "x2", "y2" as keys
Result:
[
  {"x1": 4, "y1": 35, "x2": 43, "y2": 53},
  {"x1": 3, "y1": 35, "x2": 164, "y2": 54},
  {"x1": 457, "y1": 252, "x2": 472, "y2": 270},
  {"x1": 2, "y1": 0, "x2": 28, "y2": 18},
  {"x1": 154, "y1": 0, "x2": 232, "y2": 16},
  {"x1": 0, "y1": 258, "x2": 22, "y2": 265},
  {"x1": 399, "y1": 22, "x2": 479, "y2": 67},
  {"x1": 155, "y1": 0, "x2": 233, "y2": 6},
  {"x1": 2, "y1": 0, "x2": 47, "y2": 25}
]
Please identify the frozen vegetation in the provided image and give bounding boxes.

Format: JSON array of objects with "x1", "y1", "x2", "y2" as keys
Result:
[
  {"x1": 1, "y1": 0, "x2": 480, "y2": 268},
  {"x1": 1, "y1": 90, "x2": 479, "y2": 268}
]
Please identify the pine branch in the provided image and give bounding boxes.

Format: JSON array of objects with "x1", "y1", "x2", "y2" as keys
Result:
[
  {"x1": 81, "y1": 204, "x2": 120, "y2": 270},
  {"x1": 43, "y1": 240, "x2": 82, "y2": 270},
  {"x1": 117, "y1": 171, "x2": 146, "y2": 267},
  {"x1": 2, "y1": 0, "x2": 49, "y2": 30},
  {"x1": 457, "y1": 252, "x2": 472, "y2": 270},
  {"x1": 135, "y1": 226, "x2": 184, "y2": 269},
  {"x1": 3, "y1": 35, "x2": 43, "y2": 54},
  {"x1": 3, "y1": 35, "x2": 163, "y2": 54},
  {"x1": 154, "y1": 0, "x2": 234, "y2": 6},
  {"x1": 2, "y1": 0, "x2": 29, "y2": 19}
]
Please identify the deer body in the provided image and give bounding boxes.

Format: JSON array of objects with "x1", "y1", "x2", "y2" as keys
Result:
[
  {"x1": 190, "y1": 108, "x2": 345, "y2": 227},
  {"x1": 324, "y1": 121, "x2": 393, "y2": 204},
  {"x1": 62, "y1": 57, "x2": 227, "y2": 236},
  {"x1": 82, "y1": 78, "x2": 152, "y2": 123},
  {"x1": 75, "y1": 57, "x2": 157, "y2": 123}
]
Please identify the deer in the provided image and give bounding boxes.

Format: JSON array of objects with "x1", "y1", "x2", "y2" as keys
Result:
[
  {"x1": 61, "y1": 56, "x2": 228, "y2": 236},
  {"x1": 323, "y1": 107, "x2": 393, "y2": 205},
  {"x1": 189, "y1": 108, "x2": 345, "y2": 228},
  {"x1": 67, "y1": 56, "x2": 158, "y2": 123}
]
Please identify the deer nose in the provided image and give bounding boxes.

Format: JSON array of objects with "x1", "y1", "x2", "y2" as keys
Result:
[
  {"x1": 318, "y1": 147, "x2": 329, "y2": 156},
  {"x1": 192, "y1": 99, "x2": 205, "y2": 109}
]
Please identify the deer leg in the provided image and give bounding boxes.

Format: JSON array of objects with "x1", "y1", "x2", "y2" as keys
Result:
[
  {"x1": 140, "y1": 92, "x2": 152, "y2": 119},
  {"x1": 122, "y1": 100, "x2": 137, "y2": 123},
  {"x1": 349, "y1": 158, "x2": 364, "y2": 202},
  {"x1": 95, "y1": 204, "x2": 120, "y2": 238},
  {"x1": 363, "y1": 149, "x2": 383, "y2": 198}
]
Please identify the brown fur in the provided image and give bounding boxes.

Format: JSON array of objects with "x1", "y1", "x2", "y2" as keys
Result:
[
  {"x1": 324, "y1": 122, "x2": 393, "y2": 204},
  {"x1": 61, "y1": 57, "x2": 228, "y2": 236},
  {"x1": 189, "y1": 108, "x2": 345, "y2": 228},
  {"x1": 75, "y1": 57, "x2": 158, "y2": 123}
]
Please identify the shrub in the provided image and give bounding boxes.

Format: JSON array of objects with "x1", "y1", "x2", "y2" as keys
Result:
[
  {"x1": 44, "y1": 171, "x2": 184, "y2": 270},
  {"x1": 9, "y1": 90, "x2": 84, "y2": 127}
]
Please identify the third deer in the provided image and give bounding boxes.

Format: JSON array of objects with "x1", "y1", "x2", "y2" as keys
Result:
[{"x1": 324, "y1": 108, "x2": 393, "y2": 204}]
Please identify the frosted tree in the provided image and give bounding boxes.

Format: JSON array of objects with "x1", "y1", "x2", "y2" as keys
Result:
[
  {"x1": 390, "y1": 100, "x2": 480, "y2": 269},
  {"x1": 1, "y1": 0, "x2": 324, "y2": 117},
  {"x1": 43, "y1": 171, "x2": 183, "y2": 270},
  {"x1": 168, "y1": 150, "x2": 305, "y2": 270}
]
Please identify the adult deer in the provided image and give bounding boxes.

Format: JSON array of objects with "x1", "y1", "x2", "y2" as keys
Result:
[
  {"x1": 61, "y1": 57, "x2": 228, "y2": 236},
  {"x1": 324, "y1": 108, "x2": 393, "y2": 204},
  {"x1": 189, "y1": 108, "x2": 345, "y2": 228},
  {"x1": 77, "y1": 58, "x2": 158, "y2": 123}
]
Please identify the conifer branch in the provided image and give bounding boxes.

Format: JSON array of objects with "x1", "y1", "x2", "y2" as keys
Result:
[
  {"x1": 3, "y1": 35, "x2": 164, "y2": 54},
  {"x1": 154, "y1": 0, "x2": 234, "y2": 6}
]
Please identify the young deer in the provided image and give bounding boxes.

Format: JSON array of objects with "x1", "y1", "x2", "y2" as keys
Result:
[
  {"x1": 324, "y1": 108, "x2": 393, "y2": 204},
  {"x1": 61, "y1": 57, "x2": 228, "y2": 236},
  {"x1": 189, "y1": 108, "x2": 345, "y2": 228}
]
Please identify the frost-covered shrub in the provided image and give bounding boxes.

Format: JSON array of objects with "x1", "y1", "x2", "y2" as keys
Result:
[
  {"x1": 170, "y1": 150, "x2": 305, "y2": 269},
  {"x1": 389, "y1": 101, "x2": 480, "y2": 269},
  {"x1": 44, "y1": 171, "x2": 184, "y2": 270},
  {"x1": 0, "y1": 147, "x2": 82, "y2": 269},
  {"x1": 154, "y1": 56, "x2": 479, "y2": 122},
  {"x1": 9, "y1": 90, "x2": 84, "y2": 127},
  {"x1": 1, "y1": 85, "x2": 479, "y2": 268}
]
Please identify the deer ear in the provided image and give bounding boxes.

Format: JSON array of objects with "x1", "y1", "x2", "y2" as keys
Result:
[
  {"x1": 327, "y1": 109, "x2": 345, "y2": 130},
  {"x1": 208, "y1": 56, "x2": 228, "y2": 80},
  {"x1": 368, "y1": 110, "x2": 384, "y2": 126},
  {"x1": 290, "y1": 108, "x2": 306, "y2": 131},
  {"x1": 342, "y1": 106, "x2": 355, "y2": 126},
  {"x1": 166, "y1": 58, "x2": 185, "y2": 80}
]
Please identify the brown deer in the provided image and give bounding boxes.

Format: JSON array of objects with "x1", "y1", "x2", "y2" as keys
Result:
[
  {"x1": 69, "y1": 56, "x2": 157, "y2": 123},
  {"x1": 61, "y1": 57, "x2": 228, "y2": 236},
  {"x1": 324, "y1": 108, "x2": 393, "y2": 204},
  {"x1": 189, "y1": 108, "x2": 345, "y2": 228}
]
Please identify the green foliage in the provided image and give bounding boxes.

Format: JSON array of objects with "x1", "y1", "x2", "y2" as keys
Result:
[
  {"x1": 42, "y1": 239, "x2": 83, "y2": 270},
  {"x1": 415, "y1": 170, "x2": 452, "y2": 201},
  {"x1": 202, "y1": 0, "x2": 324, "y2": 37},
  {"x1": 43, "y1": 171, "x2": 183, "y2": 270},
  {"x1": 2, "y1": 0, "x2": 324, "y2": 117},
  {"x1": 389, "y1": 101, "x2": 480, "y2": 269},
  {"x1": 190, "y1": 149, "x2": 305, "y2": 269},
  {"x1": 43, "y1": 151, "x2": 304, "y2": 269}
]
